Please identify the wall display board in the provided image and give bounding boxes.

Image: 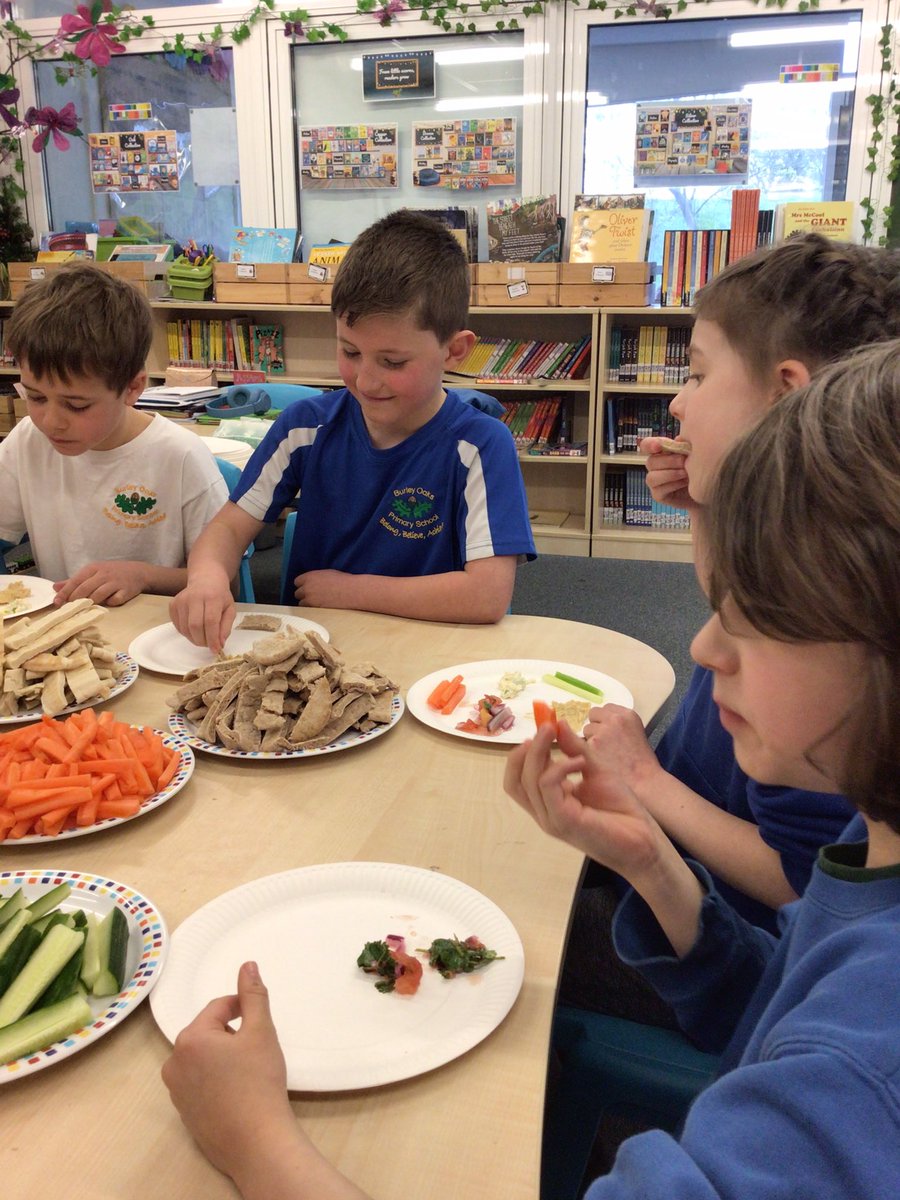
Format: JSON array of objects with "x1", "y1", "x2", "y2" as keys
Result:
[
  {"x1": 412, "y1": 118, "x2": 517, "y2": 190},
  {"x1": 88, "y1": 130, "x2": 179, "y2": 193},
  {"x1": 299, "y1": 124, "x2": 398, "y2": 189},
  {"x1": 633, "y1": 100, "x2": 750, "y2": 182},
  {"x1": 362, "y1": 50, "x2": 435, "y2": 101}
]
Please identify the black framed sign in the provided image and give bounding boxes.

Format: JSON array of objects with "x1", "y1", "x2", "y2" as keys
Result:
[{"x1": 362, "y1": 50, "x2": 435, "y2": 102}]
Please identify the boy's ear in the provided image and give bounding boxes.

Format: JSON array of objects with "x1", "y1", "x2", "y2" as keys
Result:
[
  {"x1": 444, "y1": 329, "x2": 477, "y2": 369},
  {"x1": 773, "y1": 358, "x2": 812, "y2": 401},
  {"x1": 123, "y1": 370, "x2": 148, "y2": 408}
]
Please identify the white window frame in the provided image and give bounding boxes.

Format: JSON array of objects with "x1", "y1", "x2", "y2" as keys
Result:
[{"x1": 558, "y1": 0, "x2": 893, "y2": 244}]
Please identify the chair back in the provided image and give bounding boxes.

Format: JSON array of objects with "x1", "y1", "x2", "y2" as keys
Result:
[
  {"x1": 213, "y1": 457, "x2": 255, "y2": 604},
  {"x1": 279, "y1": 510, "x2": 297, "y2": 604}
]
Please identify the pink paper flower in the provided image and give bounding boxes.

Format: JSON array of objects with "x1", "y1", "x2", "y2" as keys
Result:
[
  {"x1": 24, "y1": 102, "x2": 80, "y2": 153},
  {"x1": 58, "y1": 5, "x2": 126, "y2": 68},
  {"x1": 373, "y1": 0, "x2": 405, "y2": 27}
]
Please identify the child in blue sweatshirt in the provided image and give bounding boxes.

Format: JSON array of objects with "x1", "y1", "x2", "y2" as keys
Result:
[{"x1": 160, "y1": 341, "x2": 899, "y2": 1200}]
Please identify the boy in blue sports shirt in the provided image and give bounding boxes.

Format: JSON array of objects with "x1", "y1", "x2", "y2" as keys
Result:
[{"x1": 171, "y1": 211, "x2": 534, "y2": 651}]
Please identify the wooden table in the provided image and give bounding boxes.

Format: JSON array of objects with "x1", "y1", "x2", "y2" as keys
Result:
[{"x1": 1, "y1": 595, "x2": 674, "y2": 1200}]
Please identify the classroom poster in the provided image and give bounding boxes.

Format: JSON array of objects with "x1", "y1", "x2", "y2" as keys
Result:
[
  {"x1": 633, "y1": 100, "x2": 750, "y2": 182},
  {"x1": 89, "y1": 130, "x2": 179, "y2": 193},
  {"x1": 412, "y1": 118, "x2": 517, "y2": 190},
  {"x1": 299, "y1": 125, "x2": 398, "y2": 190}
]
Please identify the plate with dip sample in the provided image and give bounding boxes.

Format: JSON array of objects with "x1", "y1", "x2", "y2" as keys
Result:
[
  {"x1": 0, "y1": 577, "x2": 57, "y2": 620},
  {"x1": 406, "y1": 659, "x2": 634, "y2": 745}
]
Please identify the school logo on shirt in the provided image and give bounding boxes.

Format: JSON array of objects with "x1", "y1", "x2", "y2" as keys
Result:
[
  {"x1": 380, "y1": 486, "x2": 444, "y2": 540},
  {"x1": 103, "y1": 485, "x2": 167, "y2": 529}
]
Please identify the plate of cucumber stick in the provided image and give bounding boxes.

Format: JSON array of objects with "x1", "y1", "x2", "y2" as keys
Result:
[{"x1": 0, "y1": 869, "x2": 167, "y2": 1081}]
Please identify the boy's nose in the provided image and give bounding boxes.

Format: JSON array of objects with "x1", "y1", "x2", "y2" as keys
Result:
[{"x1": 669, "y1": 386, "x2": 686, "y2": 421}]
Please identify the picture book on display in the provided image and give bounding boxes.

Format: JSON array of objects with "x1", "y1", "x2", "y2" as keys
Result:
[
  {"x1": 568, "y1": 196, "x2": 653, "y2": 263},
  {"x1": 486, "y1": 195, "x2": 560, "y2": 262},
  {"x1": 774, "y1": 200, "x2": 854, "y2": 242},
  {"x1": 251, "y1": 325, "x2": 285, "y2": 375},
  {"x1": 413, "y1": 206, "x2": 479, "y2": 262},
  {"x1": 228, "y1": 227, "x2": 299, "y2": 264}
]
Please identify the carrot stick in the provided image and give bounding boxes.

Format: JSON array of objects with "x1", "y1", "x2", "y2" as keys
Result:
[
  {"x1": 440, "y1": 683, "x2": 467, "y2": 715},
  {"x1": 156, "y1": 749, "x2": 181, "y2": 791},
  {"x1": 10, "y1": 789, "x2": 94, "y2": 822},
  {"x1": 76, "y1": 796, "x2": 100, "y2": 827},
  {"x1": 427, "y1": 674, "x2": 463, "y2": 710},
  {"x1": 97, "y1": 796, "x2": 142, "y2": 820}
]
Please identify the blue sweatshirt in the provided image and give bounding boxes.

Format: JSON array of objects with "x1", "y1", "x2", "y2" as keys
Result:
[
  {"x1": 584, "y1": 819, "x2": 900, "y2": 1200},
  {"x1": 655, "y1": 665, "x2": 855, "y2": 930}
]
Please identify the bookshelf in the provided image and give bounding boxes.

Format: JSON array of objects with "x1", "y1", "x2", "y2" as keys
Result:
[
  {"x1": 0, "y1": 296, "x2": 696, "y2": 563},
  {"x1": 593, "y1": 307, "x2": 695, "y2": 563}
]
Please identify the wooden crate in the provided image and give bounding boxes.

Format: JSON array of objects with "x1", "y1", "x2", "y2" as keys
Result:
[
  {"x1": 213, "y1": 263, "x2": 290, "y2": 304},
  {"x1": 473, "y1": 262, "x2": 559, "y2": 307},
  {"x1": 557, "y1": 261, "x2": 653, "y2": 307},
  {"x1": 6, "y1": 259, "x2": 168, "y2": 299}
]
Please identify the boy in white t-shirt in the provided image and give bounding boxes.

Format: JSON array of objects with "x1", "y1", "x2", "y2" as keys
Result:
[{"x1": 0, "y1": 263, "x2": 227, "y2": 606}]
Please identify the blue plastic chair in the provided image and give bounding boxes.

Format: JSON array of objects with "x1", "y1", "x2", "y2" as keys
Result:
[
  {"x1": 279, "y1": 510, "x2": 298, "y2": 604},
  {"x1": 214, "y1": 457, "x2": 255, "y2": 603},
  {"x1": 542, "y1": 1006, "x2": 720, "y2": 1200}
]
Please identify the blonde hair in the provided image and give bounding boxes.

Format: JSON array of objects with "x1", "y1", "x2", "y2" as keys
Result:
[
  {"x1": 706, "y1": 340, "x2": 900, "y2": 826},
  {"x1": 6, "y1": 263, "x2": 152, "y2": 393}
]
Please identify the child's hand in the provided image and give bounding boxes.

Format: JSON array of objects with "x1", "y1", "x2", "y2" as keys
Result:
[
  {"x1": 582, "y1": 704, "x2": 665, "y2": 795},
  {"x1": 503, "y1": 720, "x2": 666, "y2": 881},
  {"x1": 161, "y1": 962, "x2": 297, "y2": 1188},
  {"x1": 639, "y1": 436, "x2": 696, "y2": 513},
  {"x1": 54, "y1": 560, "x2": 148, "y2": 607},
  {"x1": 170, "y1": 574, "x2": 235, "y2": 653},
  {"x1": 292, "y1": 569, "x2": 356, "y2": 610}
]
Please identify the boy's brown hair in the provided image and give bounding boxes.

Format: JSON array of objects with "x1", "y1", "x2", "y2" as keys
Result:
[
  {"x1": 706, "y1": 340, "x2": 900, "y2": 827},
  {"x1": 694, "y1": 234, "x2": 900, "y2": 383},
  {"x1": 6, "y1": 263, "x2": 152, "y2": 394},
  {"x1": 331, "y1": 210, "x2": 470, "y2": 344}
]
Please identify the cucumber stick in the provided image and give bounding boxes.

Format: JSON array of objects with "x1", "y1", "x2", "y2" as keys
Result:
[
  {"x1": 79, "y1": 912, "x2": 101, "y2": 991},
  {"x1": 0, "y1": 888, "x2": 27, "y2": 928},
  {"x1": 0, "y1": 924, "x2": 84, "y2": 1029},
  {"x1": 542, "y1": 673, "x2": 605, "y2": 705},
  {"x1": 92, "y1": 906, "x2": 129, "y2": 998},
  {"x1": 35, "y1": 945, "x2": 85, "y2": 1010},
  {"x1": 0, "y1": 924, "x2": 42, "y2": 999},
  {"x1": 0, "y1": 910, "x2": 32, "y2": 962},
  {"x1": 26, "y1": 882, "x2": 73, "y2": 922},
  {"x1": 0, "y1": 993, "x2": 92, "y2": 1065}
]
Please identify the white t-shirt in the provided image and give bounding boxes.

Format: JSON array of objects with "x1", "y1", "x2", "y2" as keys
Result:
[{"x1": 0, "y1": 414, "x2": 228, "y2": 581}]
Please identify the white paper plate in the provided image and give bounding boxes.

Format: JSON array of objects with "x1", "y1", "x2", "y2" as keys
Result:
[
  {"x1": 168, "y1": 694, "x2": 403, "y2": 759},
  {"x1": 150, "y1": 862, "x2": 523, "y2": 1091},
  {"x1": 1, "y1": 869, "x2": 167, "y2": 1082},
  {"x1": 204, "y1": 436, "x2": 253, "y2": 466},
  {"x1": 0, "y1": 653, "x2": 140, "y2": 726},
  {"x1": 0, "y1": 577, "x2": 58, "y2": 620},
  {"x1": 128, "y1": 615, "x2": 330, "y2": 677},
  {"x1": 406, "y1": 659, "x2": 634, "y2": 745},
  {"x1": 6, "y1": 729, "x2": 194, "y2": 845}
]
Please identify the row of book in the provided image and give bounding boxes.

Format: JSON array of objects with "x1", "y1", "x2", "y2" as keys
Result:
[
  {"x1": 454, "y1": 335, "x2": 591, "y2": 381},
  {"x1": 499, "y1": 397, "x2": 566, "y2": 449},
  {"x1": 601, "y1": 469, "x2": 691, "y2": 530},
  {"x1": 0, "y1": 320, "x2": 15, "y2": 367},
  {"x1": 165, "y1": 319, "x2": 285, "y2": 375},
  {"x1": 604, "y1": 395, "x2": 680, "y2": 454},
  {"x1": 607, "y1": 324, "x2": 690, "y2": 386},
  {"x1": 660, "y1": 229, "x2": 731, "y2": 308}
]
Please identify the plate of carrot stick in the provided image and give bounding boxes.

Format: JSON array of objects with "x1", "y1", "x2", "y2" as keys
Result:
[{"x1": 0, "y1": 709, "x2": 195, "y2": 844}]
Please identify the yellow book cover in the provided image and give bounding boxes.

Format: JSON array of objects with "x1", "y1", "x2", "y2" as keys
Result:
[
  {"x1": 307, "y1": 243, "x2": 351, "y2": 277},
  {"x1": 779, "y1": 201, "x2": 854, "y2": 242},
  {"x1": 569, "y1": 207, "x2": 652, "y2": 263}
]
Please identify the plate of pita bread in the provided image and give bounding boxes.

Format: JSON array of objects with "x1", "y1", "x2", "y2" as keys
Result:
[
  {"x1": 0, "y1": 577, "x2": 57, "y2": 620},
  {"x1": 0, "y1": 599, "x2": 139, "y2": 724},
  {"x1": 128, "y1": 613, "x2": 330, "y2": 677},
  {"x1": 166, "y1": 624, "x2": 403, "y2": 758}
]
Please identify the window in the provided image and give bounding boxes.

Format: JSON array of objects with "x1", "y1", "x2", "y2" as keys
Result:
[
  {"x1": 33, "y1": 48, "x2": 241, "y2": 257},
  {"x1": 574, "y1": 10, "x2": 863, "y2": 265},
  {"x1": 291, "y1": 31, "x2": 528, "y2": 260}
]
